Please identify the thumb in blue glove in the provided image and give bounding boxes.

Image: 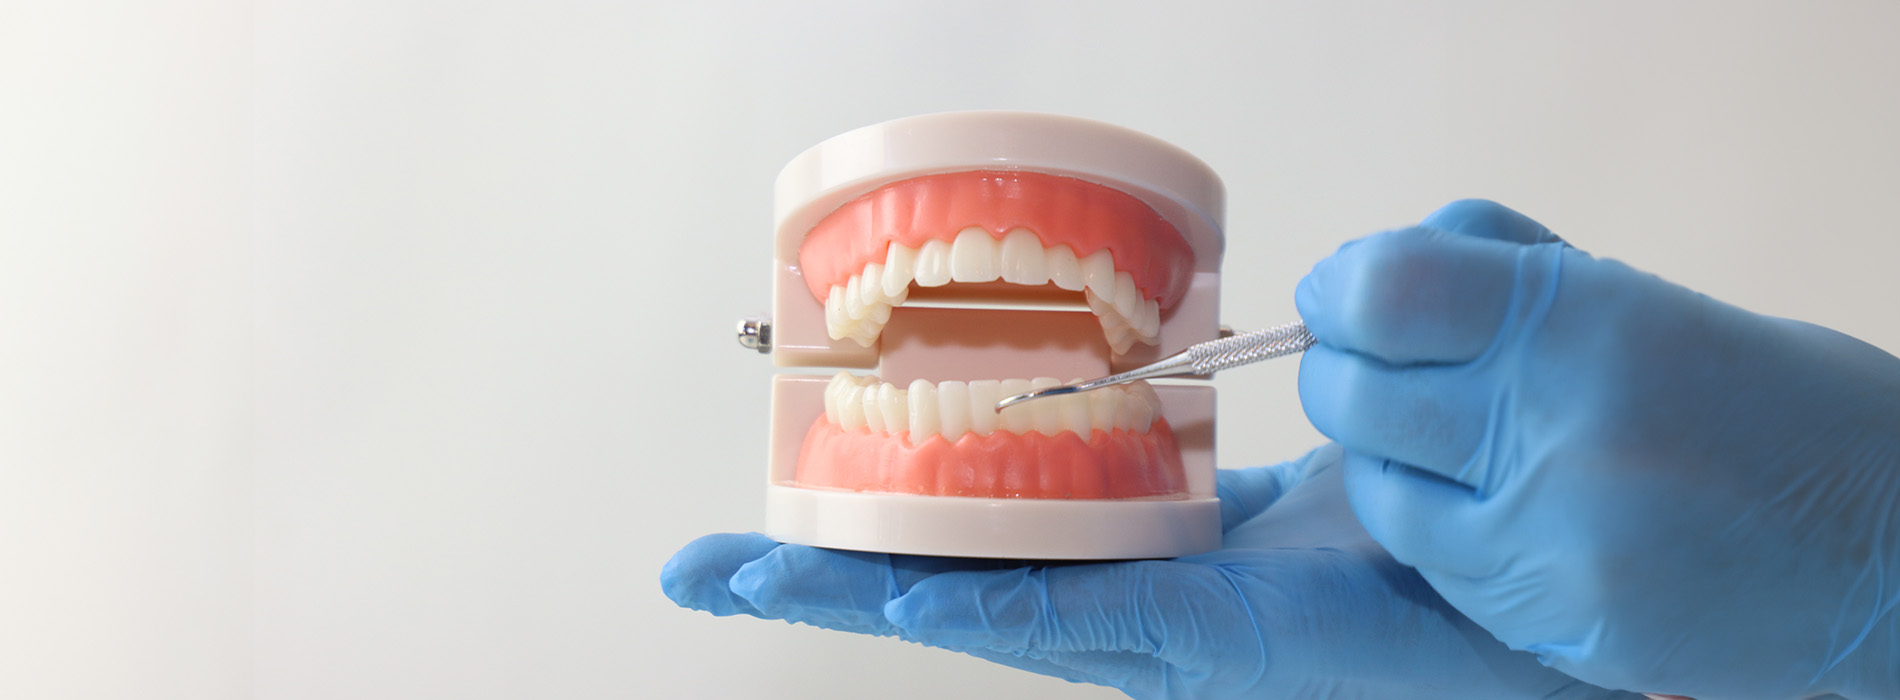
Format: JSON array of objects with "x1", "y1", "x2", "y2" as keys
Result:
[
  {"x1": 1297, "y1": 200, "x2": 1900, "y2": 699},
  {"x1": 662, "y1": 445, "x2": 1642, "y2": 700}
]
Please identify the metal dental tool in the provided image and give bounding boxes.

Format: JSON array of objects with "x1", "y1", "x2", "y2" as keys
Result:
[{"x1": 994, "y1": 321, "x2": 1316, "y2": 411}]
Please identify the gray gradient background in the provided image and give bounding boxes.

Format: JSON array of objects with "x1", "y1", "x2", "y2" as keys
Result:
[{"x1": 4, "y1": 1, "x2": 1897, "y2": 698}]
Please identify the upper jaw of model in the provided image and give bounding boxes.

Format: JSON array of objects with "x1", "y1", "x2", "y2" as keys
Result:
[{"x1": 799, "y1": 169, "x2": 1196, "y2": 356}]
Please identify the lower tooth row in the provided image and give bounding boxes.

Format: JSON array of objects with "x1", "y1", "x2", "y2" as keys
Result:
[{"x1": 822, "y1": 371, "x2": 1161, "y2": 441}]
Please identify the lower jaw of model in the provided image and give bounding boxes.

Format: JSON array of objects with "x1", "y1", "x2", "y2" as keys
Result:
[{"x1": 792, "y1": 170, "x2": 1195, "y2": 500}]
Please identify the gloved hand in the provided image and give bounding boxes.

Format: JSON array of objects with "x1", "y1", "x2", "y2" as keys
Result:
[
  {"x1": 1296, "y1": 200, "x2": 1900, "y2": 699},
  {"x1": 663, "y1": 445, "x2": 1642, "y2": 699}
]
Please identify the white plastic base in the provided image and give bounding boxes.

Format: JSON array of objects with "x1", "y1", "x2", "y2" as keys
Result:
[{"x1": 765, "y1": 484, "x2": 1220, "y2": 560}]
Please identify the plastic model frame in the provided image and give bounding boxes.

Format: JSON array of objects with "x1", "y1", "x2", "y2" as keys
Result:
[{"x1": 757, "y1": 112, "x2": 1226, "y2": 559}]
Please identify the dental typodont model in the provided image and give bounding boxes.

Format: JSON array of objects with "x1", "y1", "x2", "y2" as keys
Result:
[{"x1": 742, "y1": 112, "x2": 1225, "y2": 559}]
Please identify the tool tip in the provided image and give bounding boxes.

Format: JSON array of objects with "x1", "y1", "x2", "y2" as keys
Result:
[{"x1": 994, "y1": 386, "x2": 1070, "y2": 412}]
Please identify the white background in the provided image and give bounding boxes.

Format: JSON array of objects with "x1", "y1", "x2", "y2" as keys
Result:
[{"x1": 4, "y1": 1, "x2": 1897, "y2": 699}]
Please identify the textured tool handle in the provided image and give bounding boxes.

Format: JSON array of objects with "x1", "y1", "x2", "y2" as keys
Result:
[{"x1": 1186, "y1": 321, "x2": 1316, "y2": 375}]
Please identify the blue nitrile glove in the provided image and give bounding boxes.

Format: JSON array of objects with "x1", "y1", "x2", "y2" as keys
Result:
[
  {"x1": 662, "y1": 445, "x2": 1642, "y2": 700},
  {"x1": 1296, "y1": 200, "x2": 1900, "y2": 699}
]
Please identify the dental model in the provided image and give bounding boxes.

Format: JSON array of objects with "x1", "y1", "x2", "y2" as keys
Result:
[{"x1": 745, "y1": 112, "x2": 1225, "y2": 559}]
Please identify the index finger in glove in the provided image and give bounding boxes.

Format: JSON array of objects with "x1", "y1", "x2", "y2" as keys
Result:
[
  {"x1": 1297, "y1": 230, "x2": 1573, "y2": 489},
  {"x1": 1296, "y1": 227, "x2": 1534, "y2": 366},
  {"x1": 1217, "y1": 443, "x2": 1341, "y2": 532}
]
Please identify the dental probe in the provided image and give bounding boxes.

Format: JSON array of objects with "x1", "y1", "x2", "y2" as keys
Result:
[{"x1": 994, "y1": 321, "x2": 1316, "y2": 411}]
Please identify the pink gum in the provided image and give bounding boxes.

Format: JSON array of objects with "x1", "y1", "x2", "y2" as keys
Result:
[
  {"x1": 797, "y1": 170, "x2": 1197, "y2": 309},
  {"x1": 794, "y1": 418, "x2": 1189, "y2": 500}
]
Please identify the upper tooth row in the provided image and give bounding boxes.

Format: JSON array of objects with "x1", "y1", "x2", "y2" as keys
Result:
[
  {"x1": 822, "y1": 371, "x2": 1162, "y2": 442},
  {"x1": 825, "y1": 227, "x2": 1164, "y2": 350}
]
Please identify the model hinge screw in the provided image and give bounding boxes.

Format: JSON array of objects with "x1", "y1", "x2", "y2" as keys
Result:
[{"x1": 736, "y1": 317, "x2": 772, "y2": 354}]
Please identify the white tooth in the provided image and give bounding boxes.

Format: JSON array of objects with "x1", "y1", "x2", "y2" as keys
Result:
[
  {"x1": 1029, "y1": 377, "x2": 1062, "y2": 435},
  {"x1": 824, "y1": 371, "x2": 846, "y2": 423},
  {"x1": 1080, "y1": 249, "x2": 1117, "y2": 299},
  {"x1": 1127, "y1": 388, "x2": 1155, "y2": 430},
  {"x1": 1058, "y1": 387, "x2": 1092, "y2": 435},
  {"x1": 907, "y1": 379, "x2": 939, "y2": 439},
  {"x1": 825, "y1": 286, "x2": 851, "y2": 340},
  {"x1": 861, "y1": 382, "x2": 886, "y2": 433},
  {"x1": 1128, "y1": 383, "x2": 1160, "y2": 430},
  {"x1": 868, "y1": 302, "x2": 891, "y2": 324},
  {"x1": 950, "y1": 227, "x2": 999, "y2": 283},
  {"x1": 937, "y1": 380, "x2": 970, "y2": 442},
  {"x1": 997, "y1": 379, "x2": 1033, "y2": 433},
  {"x1": 849, "y1": 323, "x2": 880, "y2": 347},
  {"x1": 824, "y1": 369, "x2": 855, "y2": 424},
  {"x1": 1113, "y1": 272, "x2": 1143, "y2": 322},
  {"x1": 843, "y1": 275, "x2": 867, "y2": 321},
  {"x1": 966, "y1": 380, "x2": 1001, "y2": 435},
  {"x1": 1089, "y1": 385, "x2": 1117, "y2": 432},
  {"x1": 999, "y1": 229, "x2": 1048, "y2": 286},
  {"x1": 1086, "y1": 287, "x2": 1137, "y2": 354},
  {"x1": 1136, "y1": 299, "x2": 1161, "y2": 339},
  {"x1": 879, "y1": 383, "x2": 907, "y2": 434},
  {"x1": 1084, "y1": 287, "x2": 1115, "y2": 318},
  {"x1": 1046, "y1": 245, "x2": 1085, "y2": 291},
  {"x1": 838, "y1": 383, "x2": 867, "y2": 432},
  {"x1": 860, "y1": 263, "x2": 887, "y2": 305},
  {"x1": 882, "y1": 244, "x2": 917, "y2": 298},
  {"x1": 915, "y1": 238, "x2": 953, "y2": 287},
  {"x1": 1097, "y1": 302, "x2": 1129, "y2": 333}
]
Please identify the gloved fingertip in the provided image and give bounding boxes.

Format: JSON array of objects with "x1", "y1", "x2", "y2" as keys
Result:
[
  {"x1": 881, "y1": 586, "x2": 933, "y2": 630},
  {"x1": 727, "y1": 544, "x2": 815, "y2": 614},
  {"x1": 1419, "y1": 198, "x2": 1510, "y2": 232},
  {"x1": 659, "y1": 532, "x2": 781, "y2": 616},
  {"x1": 884, "y1": 579, "x2": 1003, "y2": 651},
  {"x1": 1217, "y1": 445, "x2": 1340, "y2": 530},
  {"x1": 1293, "y1": 265, "x2": 1324, "y2": 329},
  {"x1": 1421, "y1": 199, "x2": 1563, "y2": 246},
  {"x1": 1295, "y1": 344, "x2": 1359, "y2": 444}
]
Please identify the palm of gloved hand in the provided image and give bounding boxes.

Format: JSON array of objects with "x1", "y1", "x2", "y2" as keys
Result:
[
  {"x1": 1297, "y1": 201, "x2": 1900, "y2": 699},
  {"x1": 663, "y1": 445, "x2": 1638, "y2": 700}
]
